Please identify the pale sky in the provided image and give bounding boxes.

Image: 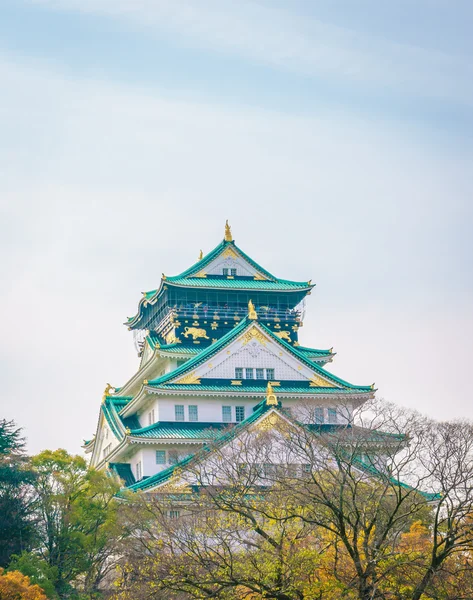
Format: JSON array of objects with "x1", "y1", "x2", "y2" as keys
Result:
[{"x1": 1, "y1": 0, "x2": 472, "y2": 455}]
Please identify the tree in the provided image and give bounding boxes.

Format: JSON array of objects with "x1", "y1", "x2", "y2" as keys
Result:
[
  {"x1": 0, "y1": 568, "x2": 47, "y2": 600},
  {"x1": 24, "y1": 449, "x2": 126, "y2": 599},
  {"x1": 0, "y1": 419, "x2": 36, "y2": 567},
  {"x1": 116, "y1": 400, "x2": 473, "y2": 600}
]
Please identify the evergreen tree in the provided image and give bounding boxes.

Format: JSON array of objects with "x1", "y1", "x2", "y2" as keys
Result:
[{"x1": 0, "y1": 419, "x2": 36, "y2": 567}]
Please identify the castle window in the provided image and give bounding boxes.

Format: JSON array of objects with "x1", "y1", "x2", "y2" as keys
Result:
[
  {"x1": 103, "y1": 444, "x2": 111, "y2": 458},
  {"x1": 315, "y1": 407, "x2": 324, "y2": 424},
  {"x1": 328, "y1": 408, "x2": 338, "y2": 424},
  {"x1": 156, "y1": 450, "x2": 166, "y2": 464},
  {"x1": 222, "y1": 268, "x2": 229, "y2": 275},
  {"x1": 235, "y1": 367, "x2": 243, "y2": 379},
  {"x1": 148, "y1": 409, "x2": 155, "y2": 426},
  {"x1": 266, "y1": 368, "x2": 275, "y2": 380},
  {"x1": 245, "y1": 368, "x2": 254, "y2": 379},
  {"x1": 222, "y1": 406, "x2": 232, "y2": 422},
  {"x1": 189, "y1": 405, "x2": 198, "y2": 422},
  {"x1": 175, "y1": 405, "x2": 185, "y2": 421},
  {"x1": 136, "y1": 461, "x2": 142, "y2": 481},
  {"x1": 235, "y1": 406, "x2": 245, "y2": 422},
  {"x1": 169, "y1": 510, "x2": 180, "y2": 520},
  {"x1": 230, "y1": 268, "x2": 237, "y2": 276},
  {"x1": 256, "y1": 368, "x2": 265, "y2": 380}
]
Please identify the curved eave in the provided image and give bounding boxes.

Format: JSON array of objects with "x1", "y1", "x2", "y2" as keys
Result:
[
  {"x1": 82, "y1": 438, "x2": 96, "y2": 453},
  {"x1": 164, "y1": 278, "x2": 314, "y2": 292},
  {"x1": 128, "y1": 436, "x2": 209, "y2": 445},
  {"x1": 146, "y1": 385, "x2": 375, "y2": 403}
]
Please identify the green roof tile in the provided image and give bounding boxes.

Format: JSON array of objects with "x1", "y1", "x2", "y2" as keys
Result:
[
  {"x1": 163, "y1": 277, "x2": 310, "y2": 291},
  {"x1": 146, "y1": 319, "x2": 372, "y2": 392},
  {"x1": 130, "y1": 421, "x2": 230, "y2": 439},
  {"x1": 109, "y1": 463, "x2": 135, "y2": 487}
]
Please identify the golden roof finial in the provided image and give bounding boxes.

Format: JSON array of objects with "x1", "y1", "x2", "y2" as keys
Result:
[
  {"x1": 102, "y1": 383, "x2": 114, "y2": 402},
  {"x1": 198, "y1": 249, "x2": 203, "y2": 260},
  {"x1": 248, "y1": 299, "x2": 257, "y2": 320},
  {"x1": 266, "y1": 381, "x2": 278, "y2": 406},
  {"x1": 224, "y1": 219, "x2": 233, "y2": 242}
]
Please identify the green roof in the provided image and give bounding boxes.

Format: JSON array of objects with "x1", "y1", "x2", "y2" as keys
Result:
[
  {"x1": 127, "y1": 397, "x2": 272, "y2": 492},
  {"x1": 126, "y1": 407, "x2": 438, "y2": 500},
  {"x1": 126, "y1": 238, "x2": 313, "y2": 327},
  {"x1": 101, "y1": 397, "x2": 133, "y2": 440},
  {"x1": 154, "y1": 383, "x2": 369, "y2": 394},
  {"x1": 296, "y1": 346, "x2": 333, "y2": 358},
  {"x1": 109, "y1": 463, "x2": 135, "y2": 487},
  {"x1": 130, "y1": 421, "x2": 230, "y2": 439},
  {"x1": 164, "y1": 277, "x2": 310, "y2": 291},
  {"x1": 145, "y1": 332, "x2": 200, "y2": 355},
  {"x1": 146, "y1": 318, "x2": 372, "y2": 392}
]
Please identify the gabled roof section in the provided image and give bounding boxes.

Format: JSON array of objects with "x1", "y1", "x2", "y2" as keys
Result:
[
  {"x1": 125, "y1": 233, "x2": 314, "y2": 329},
  {"x1": 173, "y1": 239, "x2": 276, "y2": 281},
  {"x1": 145, "y1": 318, "x2": 372, "y2": 393}
]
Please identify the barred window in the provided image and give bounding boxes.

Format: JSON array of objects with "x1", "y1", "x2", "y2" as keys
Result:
[
  {"x1": 256, "y1": 368, "x2": 265, "y2": 380},
  {"x1": 315, "y1": 407, "x2": 324, "y2": 424},
  {"x1": 136, "y1": 461, "x2": 142, "y2": 481},
  {"x1": 235, "y1": 368, "x2": 243, "y2": 379},
  {"x1": 222, "y1": 268, "x2": 229, "y2": 276},
  {"x1": 148, "y1": 409, "x2": 155, "y2": 426},
  {"x1": 245, "y1": 368, "x2": 254, "y2": 379},
  {"x1": 189, "y1": 405, "x2": 198, "y2": 422},
  {"x1": 156, "y1": 450, "x2": 166, "y2": 464},
  {"x1": 103, "y1": 444, "x2": 111, "y2": 458},
  {"x1": 235, "y1": 406, "x2": 245, "y2": 422},
  {"x1": 175, "y1": 405, "x2": 185, "y2": 421},
  {"x1": 328, "y1": 408, "x2": 338, "y2": 424},
  {"x1": 222, "y1": 406, "x2": 232, "y2": 422},
  {"x1": 169, "y1": 510, "x2": 180, "y2": 520},
  {"x1": 266, "y1": 368, "x2": 275, "y2": 380},
  {"x1": 230, "y1": 268, "x2": 237, "y2": 276}
]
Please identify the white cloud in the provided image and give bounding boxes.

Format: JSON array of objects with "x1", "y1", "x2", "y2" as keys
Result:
[{"x1": 29, "y1": 0, "x2": 473, "y2": 103}]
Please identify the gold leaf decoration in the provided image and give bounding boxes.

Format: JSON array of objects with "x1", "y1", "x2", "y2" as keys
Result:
[
  {"x1": 309, "y1": 374, "x2": 335, "y2": 388},
  {"x1": 240, "y1": 326, "x2": 267, "y2": 346},
  {"x1": 175, "y1": 371, "x2": 201, "y2": 385}
]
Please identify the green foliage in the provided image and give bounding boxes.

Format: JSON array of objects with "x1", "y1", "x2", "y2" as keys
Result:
[
  {"x1": 0, "y1": 419, "x2": 36, "y2": 567},
  {"x1": 8, "y1": 552, "x2": 59, "y2": 599},
  {"x1": 28, "y1": 449, "x2": 123, "y2": 598}
]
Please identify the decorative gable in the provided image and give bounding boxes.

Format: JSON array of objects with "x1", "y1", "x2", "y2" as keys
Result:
[
  {"x1": 196, "y1": 246, "x2": 268, "y2": 279},
  {"x1": 167, "y1": 323, "x2": 341, "y2": 387}
]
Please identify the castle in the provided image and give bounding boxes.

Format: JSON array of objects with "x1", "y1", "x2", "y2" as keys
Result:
[{"x1": 85, "y1": 222, "x2": 376, "y2": 491}]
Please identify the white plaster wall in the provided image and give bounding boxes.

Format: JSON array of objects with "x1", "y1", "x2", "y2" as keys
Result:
[
  {"x1": 207, "y1": 345, "x2": 306, "y2": 380},
  {"x1": 129, "y1": 444, "x2": 199, "y2": 478},
  {"x1": 94, "y1": 422, "x2": 121, "y2": 466},
  {"x1": 205, "y1": 255, "x2": 258, "y2": 277},
  {"x1": 151, "y1": 396, "x2": 256, "y2": 422},
  {"x1": 129, "y1": 449, "x2": 144, "y2": 481}
]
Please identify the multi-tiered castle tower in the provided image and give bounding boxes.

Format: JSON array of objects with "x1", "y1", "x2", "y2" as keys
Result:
[{"x1": 85, "y1": 223, "x2": 375, "y2": 491}]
